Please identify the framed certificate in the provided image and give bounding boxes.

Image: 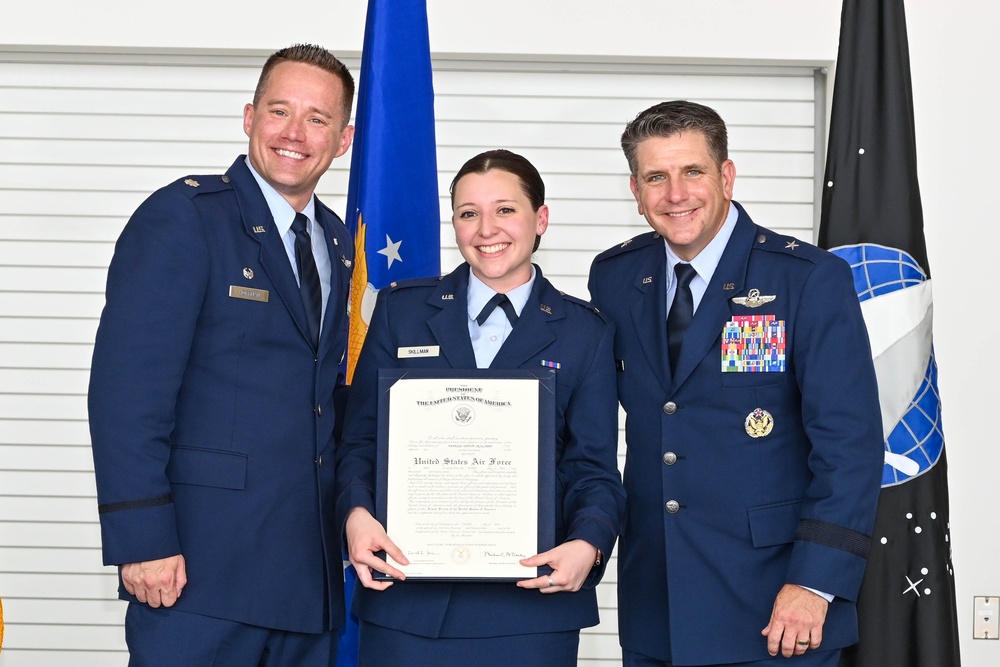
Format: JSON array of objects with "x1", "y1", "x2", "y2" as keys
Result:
[{"x1": 374, "y1": 368, "x2": 556, "y2": 581}]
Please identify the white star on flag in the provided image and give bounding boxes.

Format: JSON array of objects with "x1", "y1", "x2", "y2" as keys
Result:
[{"x1": 378, "y1": 235, "x2": 403, "y2": 268}]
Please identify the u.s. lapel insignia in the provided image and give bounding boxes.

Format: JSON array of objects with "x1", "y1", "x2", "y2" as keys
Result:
[
  {"x1": 642, "y1": 276, "x2": 653, "y2": 284},
  {"x1": 332, "y1": 237, "x2": 339, "y2": 246},
  {"x1": 252, "y1": 225, "x2": 266, "y2": 234},
  {"x1": 243, "y1": 268, "x2": 254, "y2": 280},
  {"x1": 723, "y1": 282, "x2": 735, "y2": 291},
  {"x1": 441, "y1": 294, "x2": 455, "y2": 300},
  {"x1": 785, "y1": 240, "x2": 799, "y2": 250},
  {"x1": 745, "y1": 408, "x2": 774, "y2": 438},
  {"x1": 540, "y1": 304, "x2": 552, "y2": 314},
  {"x1": 184, "y1": 179, "x2": 200, "y2": 188},
  {"x1": 731, "y1": 288, "x2": 776, "y2": 308}
]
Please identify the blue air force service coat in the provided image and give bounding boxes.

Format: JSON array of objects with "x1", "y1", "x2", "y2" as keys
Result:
[
  {"x1": 88, "y1": 156, "x2": 353, "y2": 633},
  {"x1": 334, "y1": 264, "x2": 626, "y2": 638},
  {"x1": 588, "y1": 202, "x2": 883, "y2": 665}
]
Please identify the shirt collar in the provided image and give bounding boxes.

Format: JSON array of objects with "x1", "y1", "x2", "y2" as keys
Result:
[
  {"x1": 244, "y1": 156, "x2": 317, "y2": 233},
  {"x1": 665, "y1": 201, "x2": 738, "y2": 286},
  {"x1": 466, "y1": 264, "x2": 537, "y2": 321}
]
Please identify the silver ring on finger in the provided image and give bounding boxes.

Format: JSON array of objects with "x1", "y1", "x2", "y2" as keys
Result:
[{"x1": 547, "y1": 574, "x2": 554, "y2": 587}]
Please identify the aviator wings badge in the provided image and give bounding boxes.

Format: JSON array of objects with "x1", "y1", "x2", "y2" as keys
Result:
[{"x1": 731, "y1": 288, "x2": 776, "y2": 308}]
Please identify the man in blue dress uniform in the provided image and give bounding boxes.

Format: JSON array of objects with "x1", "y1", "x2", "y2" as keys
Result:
[
  {"x1": 89, "y1": 44, "x2": 355, "y2": 666},
  {"x1": 588, "y1": 101, "x2": 883, "y2": 667}
]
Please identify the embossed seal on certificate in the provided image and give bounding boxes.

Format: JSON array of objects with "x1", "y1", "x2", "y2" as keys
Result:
[
  {"x1": 745, "y1": 408, "x2": 774, "y2": 438},
  {"x1": 731, "y1": 288, "x2": 776, "y2": 308},
  {"x1": 452, "y1": 405, "x2": 475, "y2": 426},
  {"x1": 452, "y1": 546, "x2": 471, "y2": 565}
]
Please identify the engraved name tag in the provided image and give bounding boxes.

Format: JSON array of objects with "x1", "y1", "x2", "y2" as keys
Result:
[
  {"x1": 397, "y1": 345, "x2": 440, "y2": 358},
  {"x1": 228, "y1": 285, "x2": 269, "y2": 303}
]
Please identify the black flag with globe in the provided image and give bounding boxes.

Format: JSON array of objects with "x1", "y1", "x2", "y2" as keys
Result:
[{"x1": 819, "y1": 0, "x2": 962, "y2": 665}]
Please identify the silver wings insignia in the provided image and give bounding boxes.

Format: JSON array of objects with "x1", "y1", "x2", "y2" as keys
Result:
[{"x1": 731, "y1": 288, "x2": 776, "y2": 308}]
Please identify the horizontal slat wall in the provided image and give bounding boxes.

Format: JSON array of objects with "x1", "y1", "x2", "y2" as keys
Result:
[{"x1": 0, "y1": 51, "x2": 819, "y2": 666}]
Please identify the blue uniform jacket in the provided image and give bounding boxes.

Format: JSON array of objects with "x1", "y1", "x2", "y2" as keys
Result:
[
  {"x1": 588, "y1": 203, "x2": 883, "y2": 665},
  {"x1": 88, "y1": 156, "x2": 353, "y2": 633},
  {"x1": 334, "y1": 264, "x2": 626, "y2": 638}
]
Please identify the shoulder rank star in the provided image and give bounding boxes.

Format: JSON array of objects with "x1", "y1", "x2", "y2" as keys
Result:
[
  {"x1": 731, "y1": 288, "x2": 776, "y2": 308},
  {"x1": 785, "y1": 240, "x2": 799, "y2": 250}
]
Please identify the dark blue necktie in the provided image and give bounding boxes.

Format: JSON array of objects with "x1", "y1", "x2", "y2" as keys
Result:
[
  {"x1": 667, "y1": 262, "x2": 696, "y2": 370},
  {"x1": 475, "y1": 293, "x2": 518, "y2": 326},
  {"x1": 291, "y1": 213, "x2": 322, "y2": 349}
]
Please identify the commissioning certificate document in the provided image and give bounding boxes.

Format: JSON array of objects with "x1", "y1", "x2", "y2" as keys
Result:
[{"x1": 375, "y1": 369, "x2": 556, "y2": 581}]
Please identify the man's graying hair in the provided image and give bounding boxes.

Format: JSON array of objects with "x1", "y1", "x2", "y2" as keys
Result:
[
  {"x1": 620, "y1": 100, "x2": 729, "y2": 175},
  {"x1": 253, "y1": 44, "x2": 355, "y2": 128}
]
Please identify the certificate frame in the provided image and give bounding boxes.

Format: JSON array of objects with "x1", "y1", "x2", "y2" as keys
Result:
[{"x1": 373, "y1": 368, "x2": 556, "y2": 582}]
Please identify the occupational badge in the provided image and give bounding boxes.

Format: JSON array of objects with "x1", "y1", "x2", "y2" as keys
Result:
[
  {"x1": 731, "y1": 288, "x2": 776, "y2": 308},
  {"x1": 745, "y1": 408, "x2": 774, "y2": 438}
]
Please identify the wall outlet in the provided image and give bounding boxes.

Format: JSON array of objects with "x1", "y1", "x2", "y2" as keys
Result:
[{"x1": 974, "y1": 596, "x2": 1000, "y2": 639}]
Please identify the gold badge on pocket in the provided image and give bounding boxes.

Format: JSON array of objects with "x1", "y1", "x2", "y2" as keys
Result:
[{"x1": 745, "y1": 408, "x2": 774, "y2": 438}]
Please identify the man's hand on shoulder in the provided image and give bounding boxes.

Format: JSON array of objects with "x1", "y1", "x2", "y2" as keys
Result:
[{"x1": 121, "y1": 554, "x2": 187, "y2": 608}]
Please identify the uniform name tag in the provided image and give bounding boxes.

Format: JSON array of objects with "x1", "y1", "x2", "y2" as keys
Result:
[
  {"x1": 228, "y1": 285, "x2": 269, "y2": 303},
  {"x1": 397, "y1": 345, "x2": 440, "y2": 358}
]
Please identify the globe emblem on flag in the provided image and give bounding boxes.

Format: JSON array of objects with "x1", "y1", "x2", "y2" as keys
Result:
[{"x1": 830, "y1": 243, "x2": 943, "y2": 488}]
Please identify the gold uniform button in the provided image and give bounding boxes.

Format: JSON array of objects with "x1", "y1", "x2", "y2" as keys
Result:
[
  {"x1": 663, "y1": 452, "x2": 678, "y2": 465},
  {"x1": 662, "y1": 402, "x2": 677, "y2": 415},
  {"x1": 665, "y1": 500, "x2": 681, "y2": 514}
]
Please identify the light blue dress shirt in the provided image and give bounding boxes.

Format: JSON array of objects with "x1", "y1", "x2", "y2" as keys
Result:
[
  {"x1": 466, "y1": 265, "x2": 536, "y2": 369},
  {"x1": 245, "y1": 157, "x2": 332, "y2": 331},
  {"x1": 664, "y1": 201, "x2": 738, "y2": 315}
]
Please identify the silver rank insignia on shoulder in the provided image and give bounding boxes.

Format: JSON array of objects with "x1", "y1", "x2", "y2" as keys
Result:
[
  {"x1": 621, "y1": 239, "x2": 633, "y2": 248},
  {"x1": 785, "y1": 240, "x2": 799, "y2": 250},
  {"x1": 243, "y1": 268, "x2": 254, "y2": 280},
  {"x1": 185, "y1": 179, "x2": 200, "y2": 188},
  {"x1": 731, "y1": 288, "x2": 776, "y2": 308},
  {"x1": 745, "y1": 408, "x2": 774, "y2": 438}
]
